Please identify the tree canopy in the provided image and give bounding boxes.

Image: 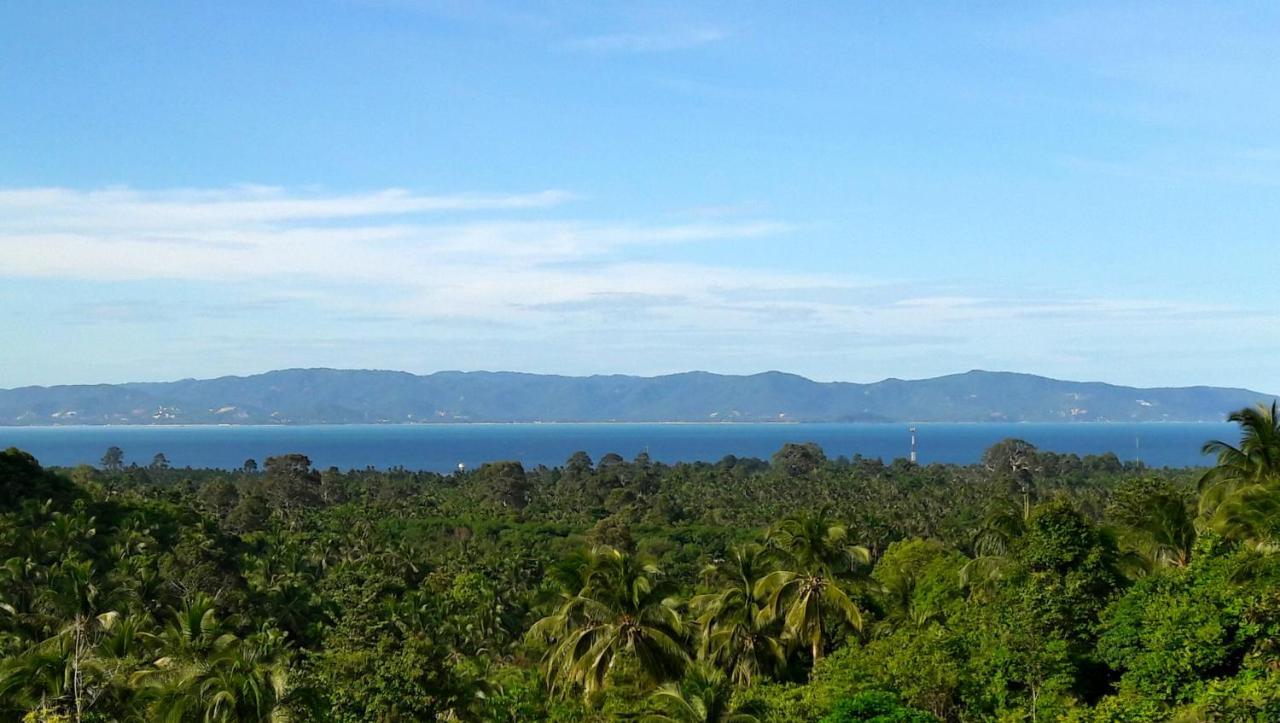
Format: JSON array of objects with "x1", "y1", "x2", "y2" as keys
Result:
[{"x1": 1, "y1": 413, "x2": 1277, "y2": 721}]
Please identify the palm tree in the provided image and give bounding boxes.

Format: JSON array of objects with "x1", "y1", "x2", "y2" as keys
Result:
[
  {"x1": 689, "y1": 545, "x2": 785, "y2": 685},
  {"x1": 0, "y1": 609, "x2": 125, "y2": 722},
  {"x1": 1107, "y1": 479, "x2": 1197, "y2": 570},
  {"x1": 131, "y1": 595, "x2": 239, "y2": 721},
  {"x1": 133, "y1": 596, "x2": 303, "y2": 722},
  {"x1": 134, "y1": 633, "x2": 300, "y2": 723},
  {"x1": 643, "y1": 663, "x2": 763, "y2": 722},
  {"x1": 1201, "y1": 402, "x2": 1280, "y2": 494},
  {"x1": 35, "y1": 559, "x2": 122, "y2": 722},
  {"x1": 970, "y1": 496, "x2": 1029, "y2": 559},
  {"x1": 528, "y1": 546, "x2": 689, "y2": 698},
  {"x1": 872, "y1": 549, "x2": 947, "y2": 630},
  {"x1": 0, "y1": 642, "x2": 73, "y2": 717},
  {"x1": 959, "y1": 497, "x2": 1028, "y2": 599},
  {"x1": 198, "y1": 628, "x2": 300, "y2": 723},
  {"x1": 757, "y1": 511, "x2": 868, "y2": 663},
  {"x1": 89, "y1": 612, "x2": 153, "y2": 714},
  {"x1": 155, "y1": 594, "x2": 237, "y2": 661},
  {"x1": 1200, "y1": 402, "x2": 1280, "y2": 547},
  {"x1": 1207, "y1": 485, "x2": 1280, "y2": 550},
  {"x1": 982, "y1": 439, "x2": 1041, "y2": 519},
  {"x1": 0, "y1": 555, "x2": 45, "y2": 644}
]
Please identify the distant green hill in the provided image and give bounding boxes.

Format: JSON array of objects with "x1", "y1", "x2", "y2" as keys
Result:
[{"x1": 0, "y1": 369, "x2": 1273, "y2": 425}]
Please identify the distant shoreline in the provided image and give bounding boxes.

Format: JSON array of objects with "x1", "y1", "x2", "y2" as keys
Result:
[
  {"x1": 0, "y1": 419, "x2": 1224, "y2": 470},
  {"x1": 0, "y1": 419, "x2": 1235, "y2": 430}
]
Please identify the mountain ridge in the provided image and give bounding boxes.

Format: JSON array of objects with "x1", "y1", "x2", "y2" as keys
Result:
[{"x1": 0, "y1": 368, "x2": 1272, "y2": 426}]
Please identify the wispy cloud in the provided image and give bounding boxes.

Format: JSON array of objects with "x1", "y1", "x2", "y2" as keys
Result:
[
  {"x1": 1057, "y1": 145, "x2": 1280, "y2": 188},
  {"x1": 0, "y1": 186, "x2": 575, "y2": 231},
  {"x1": 3, "y1": 184, "x2": 1270, "y2": 389},
  {"x1": 1, "y1": 186, "x2": 1254, "y2": 335},
  {"x1": 564, "y1": 27, "x2": 729, "y2": 53},
  {"x1": 0, "y1": 186, "x2": 810, "y2": 318}
]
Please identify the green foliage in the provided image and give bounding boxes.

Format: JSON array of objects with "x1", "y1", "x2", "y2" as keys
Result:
[
  {"x1": 476, "y1": 460, "x2": 531, "y2": 511},
  {"x1": 0, "y1": 410, "x2": 1274, "y2": 720},
  {"x1": 1107, "y1": 477, "x2": 1196, "y2": 570},
  {"x1": 1199, "y1": 402, "x2": 1280, "y2": 547},
  {"x1": 821, "y1": 691, "x2": 938, "y2": 723},
  {"x1": 732, "y1": 681, "x2": 817, "y2": 723},
  {"x1": 811, "y1": 629, "x2": 965, "y2": 720},
  {"x1": 771, "y1": 443, "x2": 828, "y2": 478},
  {"x1": 1, "y1": 447, "x2": 78, "y2": 509},
  {"x1": 1096, "y1": 546, "x2": 1280, "y2": 709},
  {"x1": 643, "y1": 663, "x2": 764, "y2": 722},
  {"x1": 871, "y1": 538, "x2": 966, "y2": 628},
  {"x1": 528, "y1": 546, "x2": 689, "y2": 698},
  {"x1": 1017, "y1": 500, "x2": 1124, "y2": 645},
  {"x1": 309, "y1": 631, "x2": 466, "y2": 721},
  {"x1": 690, "y1": 544, "x2": 786, "y2": 686}
]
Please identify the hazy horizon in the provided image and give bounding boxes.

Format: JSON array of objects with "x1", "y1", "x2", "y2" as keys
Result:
[{"x1": 2, "y1": 366, "x2": 1276, "y2": 396}]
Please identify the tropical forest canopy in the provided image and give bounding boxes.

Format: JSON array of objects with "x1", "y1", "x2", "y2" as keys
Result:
[{"x1": 2, "y1": 404, "x2": 1280, "y2": 721}]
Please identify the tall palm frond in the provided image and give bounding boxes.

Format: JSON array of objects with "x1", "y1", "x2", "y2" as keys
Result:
[
  {"x1": 689, "y1": 544, "x2": 785, "y2": 685},
  {"x1": 529, "y1": 546, "x2": 689, "y2": 698},
  {"x1": 1199, "y1": 402, "x2": 1280, "y2": 547},
  {"x1": 758, "y1": 511, "x2": 868, "y2": 662},
  {"x1": 642, "y1": 663, "x2": 763, "y2": 723}
]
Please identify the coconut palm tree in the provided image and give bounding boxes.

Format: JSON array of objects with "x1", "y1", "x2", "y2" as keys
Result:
[
  {"x1": 1200, "y1": 402, "x2": 1280, "y2": 503},
  {"x1": 528, "y1": 546, "x2": 688, "y2": 698},
  {"x1": 970, "y1": 496, "x2": 1029, "y2": 560},
  {"x1": 1200, "y1": 402, "x2": 1280, "y2": 547},
  {"x1": 959, "y1": 497, "x2": 1028, "y2": 599},
  {"x1": 133, "y1": 632, "x2": 300, "y2": 723},
  {"x1": 198, "y1": 628, "x2": 300, "y2": 723},
  {"x1": 0, "y1": 555, "x2": 45, "y2": 644},
  {"x1": 155, "y1": 594, "x2": 237, "y2": 661},
  {"x1": 32, "y1": 558, "x2": 126, "y2": 722},
  {"x1": 0, "y1": 609, "x2": 125, "y2": 722},
  {"x1": 90, "y1": 612, "x2": 153, "y2": 714},
  {"x1": 689, "y1": 544, "x2": 785, "y2": 685},
  {"x1": 1107, "y1": 479, "x2": 1197, "y2": 570},
  {"x1": 757, "y1": 511, "x2": 868, "y2": 662},
  {"x1": 131, "y1": 595, "x2": 239, "y2": 721},
  {"x1": 643, "y1": 663, "x2": 763, "y2": 723},
  {"x1": 1207, "y1": 485, "x2": 1280, "y2": 550},
  {"x1": 133, "y1": 596, "x2": 303, "y2": 722},
  {"x1": 0, "y1": 642, "x2": 73, "y2": 717}
]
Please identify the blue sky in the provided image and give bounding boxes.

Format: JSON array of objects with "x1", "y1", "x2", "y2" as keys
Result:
[{"x1": 1, "y1": 1, "x2": 1277, "y2": 391}]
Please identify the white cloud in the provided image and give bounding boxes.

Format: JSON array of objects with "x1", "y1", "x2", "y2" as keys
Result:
[
  {"x1": 0, "y1": 186, "x2": 575, "y2": 232},
  {"x1": 0, "y1": 186, "x2": 823, "y2": 322},
  {"x1": 3, "y1": 184, "x2": 1270, "y2": 389}
]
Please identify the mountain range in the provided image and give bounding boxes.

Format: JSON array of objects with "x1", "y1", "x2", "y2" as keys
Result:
[{"x1": 0, "y1": 369, "x2": 1273, "y2": 426}]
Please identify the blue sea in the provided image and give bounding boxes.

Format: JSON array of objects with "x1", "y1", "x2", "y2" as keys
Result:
[{"x1": 0, "y1": 422, "x2": 1233, "y2": 472}]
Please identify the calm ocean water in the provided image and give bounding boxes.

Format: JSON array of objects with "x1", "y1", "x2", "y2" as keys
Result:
[{"x1": 0, "y1": 422, "x2": 1234, "y2": 472}]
